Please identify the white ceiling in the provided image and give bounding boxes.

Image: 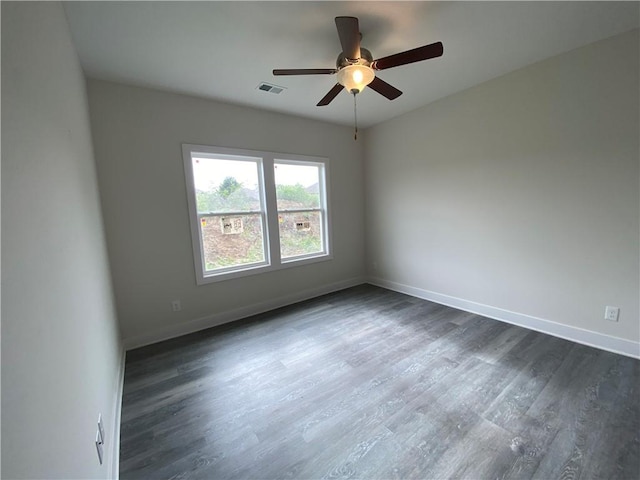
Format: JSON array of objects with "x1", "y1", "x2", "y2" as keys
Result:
[{"x1": 63, "y1": 1, "x2": 639, "y2": 129}]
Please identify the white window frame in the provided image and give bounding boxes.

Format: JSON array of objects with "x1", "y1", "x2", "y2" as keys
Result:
[{"x1": 182, "y1": 144, "x2": 332, "y2": 285}]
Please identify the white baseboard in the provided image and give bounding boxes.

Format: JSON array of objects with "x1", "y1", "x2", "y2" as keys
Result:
[
  {"x1": 108, "y1": 346, "x2": 126, "y2": 479},
  {"x1": 123, "y1": 276, "x2": 367, "y2": 350},
  {"x1": 368, "y1": 277, "x2": 640, "y2": 360}
]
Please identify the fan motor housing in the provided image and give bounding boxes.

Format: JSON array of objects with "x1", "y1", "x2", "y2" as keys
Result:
[{"x1": 336, "y1": 48, "x2": 373, "y2": 69}]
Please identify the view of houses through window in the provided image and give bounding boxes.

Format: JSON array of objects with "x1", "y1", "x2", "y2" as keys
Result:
[
  {"x1": 193, "y1": 156, "x2": 267, "y2": 272},
  {"x1": 275, "y1": 161, "x2": 324, "y2": 259},
  {"x1": 183, "y1": 145, "x2": 331, "y2": 284}
]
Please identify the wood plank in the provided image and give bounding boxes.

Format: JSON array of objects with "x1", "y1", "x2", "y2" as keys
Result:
[{"x1": 119, "y1": 284, "x2": 640, "y2": 479}]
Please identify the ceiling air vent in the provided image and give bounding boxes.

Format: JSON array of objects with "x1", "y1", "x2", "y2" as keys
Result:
[{"x1": 257, "y1": 82, "x2": 286, "y2": 95}]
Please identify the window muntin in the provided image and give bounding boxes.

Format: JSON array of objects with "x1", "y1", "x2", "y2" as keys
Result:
[
  {"x1": 183, "y1": 145, "x2": 331, "y2": 284},
  {"x1": 274, "y1": 161, "x2": 326, "y2": 260}
]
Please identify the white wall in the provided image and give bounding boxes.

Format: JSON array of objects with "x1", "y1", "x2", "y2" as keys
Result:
[
  {"x1": 1, "y1": 2, "x2": 123, "y2": 479},
  {"x1": 86, "y1": 80, "x2": 365, "y2": 347},
  {"x1": 365, "y1": 30, "x2": 639, "y2": 354}
]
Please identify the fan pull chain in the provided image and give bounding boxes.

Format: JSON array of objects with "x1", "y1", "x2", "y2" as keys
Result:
[{"x1": 352, "y1": 91, "x2": 358, "y2": 141}]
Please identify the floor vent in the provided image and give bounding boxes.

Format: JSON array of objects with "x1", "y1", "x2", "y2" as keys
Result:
[{"x1": 257, "y1": 82, "x2": 285, "y2": 94}]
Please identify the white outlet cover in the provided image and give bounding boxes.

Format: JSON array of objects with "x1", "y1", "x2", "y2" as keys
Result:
[
  {"x1": 605, "y1": 306, "x2": 620, "y2": 322},
  {"x1": 95, "y1": 430, "x2": 104, "y2": 465},
  {"x1": 97, "y1": 413, "x2": 105, "y2": 445}
]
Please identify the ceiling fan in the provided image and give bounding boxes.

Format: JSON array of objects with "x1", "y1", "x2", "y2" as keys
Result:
[{"x1": 273, "y1": 16, "x2": 444, "y2": 107}]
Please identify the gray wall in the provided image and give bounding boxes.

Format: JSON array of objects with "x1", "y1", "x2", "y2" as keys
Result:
[
  {"x1": 86, "y1": 80, "x2": 366, "y2": 346},
  {"x1": 365, "y1": 30, "x2": 639, "y2": 347},
  {"x1": 1, "y1": 2, "x2": 123, "y2": 479},
  {"x1": 2, "y1": 4, "x2": 635, "y2": 478}
]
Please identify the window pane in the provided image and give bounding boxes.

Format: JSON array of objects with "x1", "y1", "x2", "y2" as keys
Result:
[
  {"x1": 274, "y1": 163, "x2": 320, "y2": 210},
  {"x1": 278, "y1": 211, "x2": 323, "y2": 259},
  {"x1": 193, "y1": 157, "x2": 261, "y2": 213},
  {"x1": 200, "y1": 213, "x2": 265, "y2": 271}
]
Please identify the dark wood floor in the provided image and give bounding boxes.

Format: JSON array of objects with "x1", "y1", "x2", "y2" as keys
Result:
[{"x1": 120, "y1": 284, "x2": 639, "y2": 479}]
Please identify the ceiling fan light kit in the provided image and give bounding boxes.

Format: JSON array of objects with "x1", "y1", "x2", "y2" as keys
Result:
[
  {"x1": 273, "y1": 16, "x2": 443, "y2": 137},
  {"x1": 337, "y1": 64, "x2": 375, "y2": 94}
]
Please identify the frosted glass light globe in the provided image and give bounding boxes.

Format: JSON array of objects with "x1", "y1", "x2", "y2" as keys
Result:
[{"x1": 337, "y1": 65, "x2": 375, "y2": 93}]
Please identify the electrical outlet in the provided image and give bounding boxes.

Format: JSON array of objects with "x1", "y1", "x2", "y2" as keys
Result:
[
  {"x1": 97, "y1": 414, "x2": 105, "y2": 444},
  {"x1": 604, "y1": 306, "x2": 619, "y2": 322},
  {"x1": 172, "y1": 300, "x2": 182, "y2": 312},
  {"x1": 95, "y1": 414, "x2": 104, "y2": 465},
  {"x1": 95, "y1": 430, "x2": 103, "y2": 464}
]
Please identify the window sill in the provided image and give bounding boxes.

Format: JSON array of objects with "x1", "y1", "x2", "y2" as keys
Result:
[{"x1": 196, "y1": 252, "x2": 333, "y2": 285}]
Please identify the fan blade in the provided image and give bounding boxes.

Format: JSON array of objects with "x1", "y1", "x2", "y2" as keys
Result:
[
  {"x1": 317, "y1": 84, "x2": 344, "y2": 106},
  {"x1": 273, "y1": 68, "x2": 337, "y2": 76},
  {"x1": 368, "y1": 76, "x2": 402, "y2": 100},
  {"x1": 335, "y1": 16, "x2": 361, "y2": 60},
  {"x1": 372, "y1": 42, "x2": 443, "y2": 71}
]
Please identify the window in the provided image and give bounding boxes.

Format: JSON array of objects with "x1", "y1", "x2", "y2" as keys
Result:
[
  {"x1": 190, "y1": 153, "x2": 268, "y2": 273},
  {"x1": 183, "y1": 144, "x2": 331, "y2": 284},
  {"x1": 275, "y1": 161, "x2": 326, "y2": 261}
]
